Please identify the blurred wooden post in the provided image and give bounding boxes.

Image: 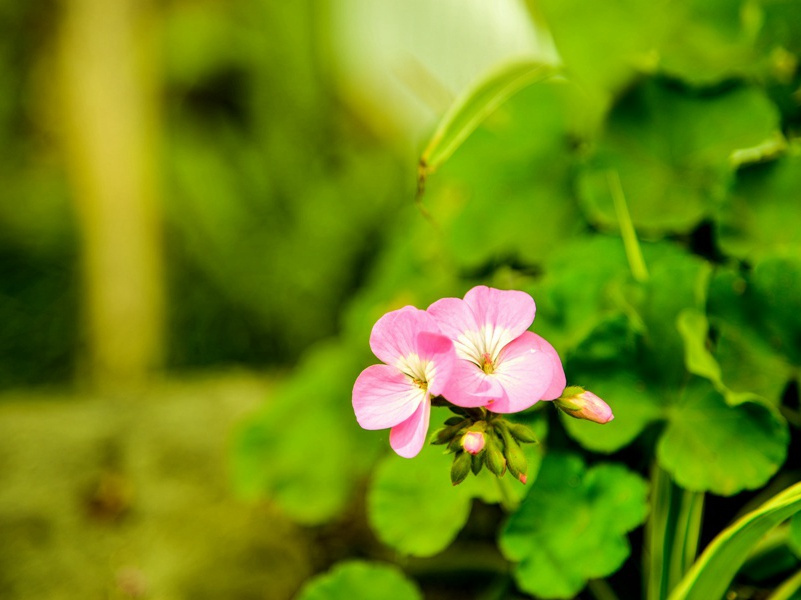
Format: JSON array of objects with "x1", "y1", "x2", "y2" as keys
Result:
[{"x1": 56, "y1": 0, "x2": 163, "y2": 388}]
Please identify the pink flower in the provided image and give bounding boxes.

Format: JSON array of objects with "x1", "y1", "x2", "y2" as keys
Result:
[
  {"x1": 556, "y1": 388, "x2": 614, "y2": 424},
  {"x1": 352, "y1": 306, "x2": 457, "y2": 458},
  {"x1": 461, "y1": 431, "x2": 485, "y2": 455},
  {"x1": 427, "y1": 286, "x2": 565, "y2": 413}
]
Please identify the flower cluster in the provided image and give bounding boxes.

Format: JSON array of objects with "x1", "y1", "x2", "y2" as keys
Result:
[{"x1": 352, "y1": 286, "x2": 612, "y2": 482}]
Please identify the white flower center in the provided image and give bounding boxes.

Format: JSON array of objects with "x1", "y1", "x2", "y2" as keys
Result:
[
  {"x1": 396, "y1": 353, "x2": 436, "y2": 390},
  {"x1": 455, "y1": 325, "x2": 509, "y2": 370}
]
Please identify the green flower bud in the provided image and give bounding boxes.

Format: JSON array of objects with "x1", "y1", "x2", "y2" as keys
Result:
[
  {"x1": 471, "y1": 452, "x2": 484, "y2": 475},
  {"x1": 431, "y1": 418, "x2": 469, "y2": 445},
  {"x1": 506, "y1": 422, "x2": 539, "y2": 444},
  {"x1": 499, "y1": 426, "x2": 528, "y2": 484},
  {"x1": 484, "y1": 435, "x2": 506, "y2": 477},
  {"x1": 450, "y1": 451, "x2": 472, "y2": 486}
]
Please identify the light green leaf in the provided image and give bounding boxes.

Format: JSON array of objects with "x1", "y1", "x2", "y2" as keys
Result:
[
  {"x1": 426, "y1": 80, "x2": 584, "y2": 269},
  {"x1": 500, "y1": 453, "x2": 649, "y2": 599},
  {"x1": 657, "y1": 380, "x2": 788, "y2": 495},
  {"x1": 677, "y1": 307, "x2": 757, "y2": 405},
  {"x1": 790, "y1": 514, "x2": 801, "y2": 559},
  {"x1": 718, "y1": 153, "x2": 801, "y2": 262},
  {"x1": 367, "y1": 410, "x2": 545, "y2": 556},
  {"x1": 232, "y1": 343, "x2": 381, "y2": 524},
  {"x1": 537, "y1": 0, "x2": 673, "y2": 93},
  {"x1": 707, "y1": 267, "x2": 794, "y2": 404},
  {"x1": 561, "y1": 365, "x2": 664, "y2": 453},
  {"x1": 669, "y1": 480, "x2": 801, "y2": 600},
  {"x1": 420, "y1": 59, "x2": 556, "y2": 176},
  {"x1": 295, "y1": 561, "x2": 422, "y2": 600},
  {"x1": 658, "y1": 0, "x2": 761, "y2": 85},
  {"x1": 577, "y1": 82, "x2": 781, "y2": 235}
]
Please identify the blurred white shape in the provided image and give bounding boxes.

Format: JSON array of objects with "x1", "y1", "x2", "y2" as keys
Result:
[{"x1": 330, "y1": 0, "x2": 557, "y2": 148}]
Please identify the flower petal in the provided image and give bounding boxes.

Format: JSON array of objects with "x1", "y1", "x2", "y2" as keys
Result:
[
  {"x1": 487, "y1": 331, "x2": 560, "y2": 413},
  {"x1": 352, "y1": 364, "x2": 424, "y2": 430},
  {"x1": 529, "y1": 333, "x2": 566, "y2": 400},
  {"x1": 369, "y1": 306, "x2": 442, "y2": 367},
  {"x1": 463, "y1": 286, "x2": 535, "y2": 351},
  {"x1": 440, "y1": 359, "x2": 504, "y2": 408},
  {"x1": 428, "y1": 287, "x2": 536, "y2": 363},
  {"x1": 426, "y1": 297, "x2": 482, "y2": 362},
  {"x1": 389, "y1": 397, "x2": 431, "y2": 458}
]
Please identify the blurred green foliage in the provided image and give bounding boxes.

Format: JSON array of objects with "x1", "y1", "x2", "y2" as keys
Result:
[{"x1": 235, "y1": 0, "x2": 801, "y2": 597}]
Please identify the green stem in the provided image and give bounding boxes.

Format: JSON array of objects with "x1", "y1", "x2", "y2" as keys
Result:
[
  {"x1": 588, "y1": 578, "x2": 621, "y2": 600},
  {"x1": 607, "y1": 170, "x2": 649, "y2": 283}
]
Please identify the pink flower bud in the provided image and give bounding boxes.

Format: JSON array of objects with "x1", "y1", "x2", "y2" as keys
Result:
[
  {"x1": 557, "y1": 388, "x2": 614, "y2": 424},
  {"x1": 461, "y1": 431, "x2": 486, "y2": 455}
]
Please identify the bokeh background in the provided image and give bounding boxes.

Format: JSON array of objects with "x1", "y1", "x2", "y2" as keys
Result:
[{"x1": 2, "y1": 0, "x2": 800, "y2": 598}]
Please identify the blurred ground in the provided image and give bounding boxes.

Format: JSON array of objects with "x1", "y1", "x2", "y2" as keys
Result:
[{"x1": 0, "y1": 372, "x2": 312, "y2": 600}]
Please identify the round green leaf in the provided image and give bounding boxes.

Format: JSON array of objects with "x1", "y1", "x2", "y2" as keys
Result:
[
  {"x1": 295, "y1": 561, "x2": 422, "y2": 600},
  {"x1": 577, "y1": 82, "x2": 781, "y2": 235},
  {"x1": 561, "y1": 369, "x2": 664, "y2": 453},
  {"x1": 367, "y1": 410, "x2": 545, "y2": 556},
  {"x1": 367, "y1": 439, "x2": 474, "y2": 557},
  {"x1": 657, "y1": 380, "x2": 789, "y2": 495},
  {"x1": 232, "y1": 344, "x2": 382, "y2": 524},
  {"x1": 428, "y1": 81, "x2": 583, "y2": 270},
  {"x1": 718, "y1": 153, "x2": 801, "y2": 262},
  {"x1": 500, "y1": 453, "x2": 649, "y2": 599},
  {"x1": 707, "y1": 267, "x2": 794, "y2": 404}
]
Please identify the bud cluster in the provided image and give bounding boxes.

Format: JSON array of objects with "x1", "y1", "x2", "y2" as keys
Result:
[{"x1": 431, "y1": 405, "x2": 539, "y2": 486}]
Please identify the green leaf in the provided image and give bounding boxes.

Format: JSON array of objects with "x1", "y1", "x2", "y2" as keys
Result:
[
  {"x1": 707, "y1": 267, "x2": 794, "y2": 404},
  {"x1": 668, "y1": 480, "x2": 801, "y2": 600},
  {"x1": 295, "y1": 561, "x2": 422, "y2": 600},
  {"x1": 790, "y1": 513, "x2": 801, "y2": 559},
  {"x1": 499, "y1": 453, "x2": 649, "y2": 599},
  {"x1": 561, "y1": 366, "x2": 664, "y2": 453},
  {"x1": 717, "y1": 153, "x2": 801, "y2": 261},
  {"x1": 427, "y1": 80, "x2": 584, "y2": 269},
  {"x1": 677, "y1": 307, "x2": 757, "y2": 405},
  {"x1": 750, "y1": 256, "x2": 801, "y2": 366},
  {"x1": 536, "y1": 0, "x2": 672, "y2": 93},
  {"x1": 232, "y1": 343, "x2": 381, "y2": 524},
  {"x1": 577, "y1": 81, "x2": 781, "y2": 235},
  {"x1": 420, "y1": 59, "x2": 556, "y2": 176},
  {"x1": 657, "y1": 380, "x2": 788, "y2": 495},
  {"x1": 367, "y1": 411, "x2": 545, "y2": 556},
  {"x1": 658, "y1": 0, "x2": 761, "y2": 85}
]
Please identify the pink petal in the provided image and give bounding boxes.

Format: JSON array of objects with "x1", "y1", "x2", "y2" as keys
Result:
[
  {"x1": 463, "y1": 286, "x2": 536, "y2": 346},
  {"x1": 428, "y1": 287, "x2": 536, "y2": 363},
  {"x1": 369, "y1": 306, "x2": 442, "y2": 367},
  {"x1": 486, "y1": 332, "x2": 560, "y2": 413},
  {"x1": 529, "y1": 334, "x2": 566, "y2": 400},
  {"x1": 426, "y1": 297, "x2": 480, "y2": 349},
  {"x1": 352, "y1": 364, "x2": 425, "y2": 430},
  {"x1": 440, "y1": 359, "x2": 504, "y2": 408},
  {"x1": 389, "y1": 397, "x2": 431, "y2": 458}
]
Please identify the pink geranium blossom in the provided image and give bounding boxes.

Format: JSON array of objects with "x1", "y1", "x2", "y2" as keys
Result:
[
  {"x1": 427, "y1": 286, "x2": 565, "y2": 413},
  {"x1": 352, "y1": 306, "x2": 457, "y2": 458}
]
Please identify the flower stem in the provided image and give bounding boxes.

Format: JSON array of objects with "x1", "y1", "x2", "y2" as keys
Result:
[{"x1": 607, "y1": 170, "x2": 649, "y2": 283}]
